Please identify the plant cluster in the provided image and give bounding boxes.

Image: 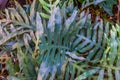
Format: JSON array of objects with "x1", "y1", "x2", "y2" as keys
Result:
[{"x1": 0, "y1": 0, "x2": 120, "y2": 80}]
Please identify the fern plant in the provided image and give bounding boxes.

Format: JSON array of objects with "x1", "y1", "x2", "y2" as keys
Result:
[
  {"x1": 75, "y1": 24, "x2": 120, "y2": 80},
  {"x1": 0, "y1": 0, "x2": 39, "y2": 80},
  {"x1": 78, "y1": 0, "x2": 117, "y2": 16},
  {"x1": 39, "y1": 0, "x2": 60, "y2": 19},
  {"x1": 37, "y1": 1, "x2": 111, "y2": 80}
]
